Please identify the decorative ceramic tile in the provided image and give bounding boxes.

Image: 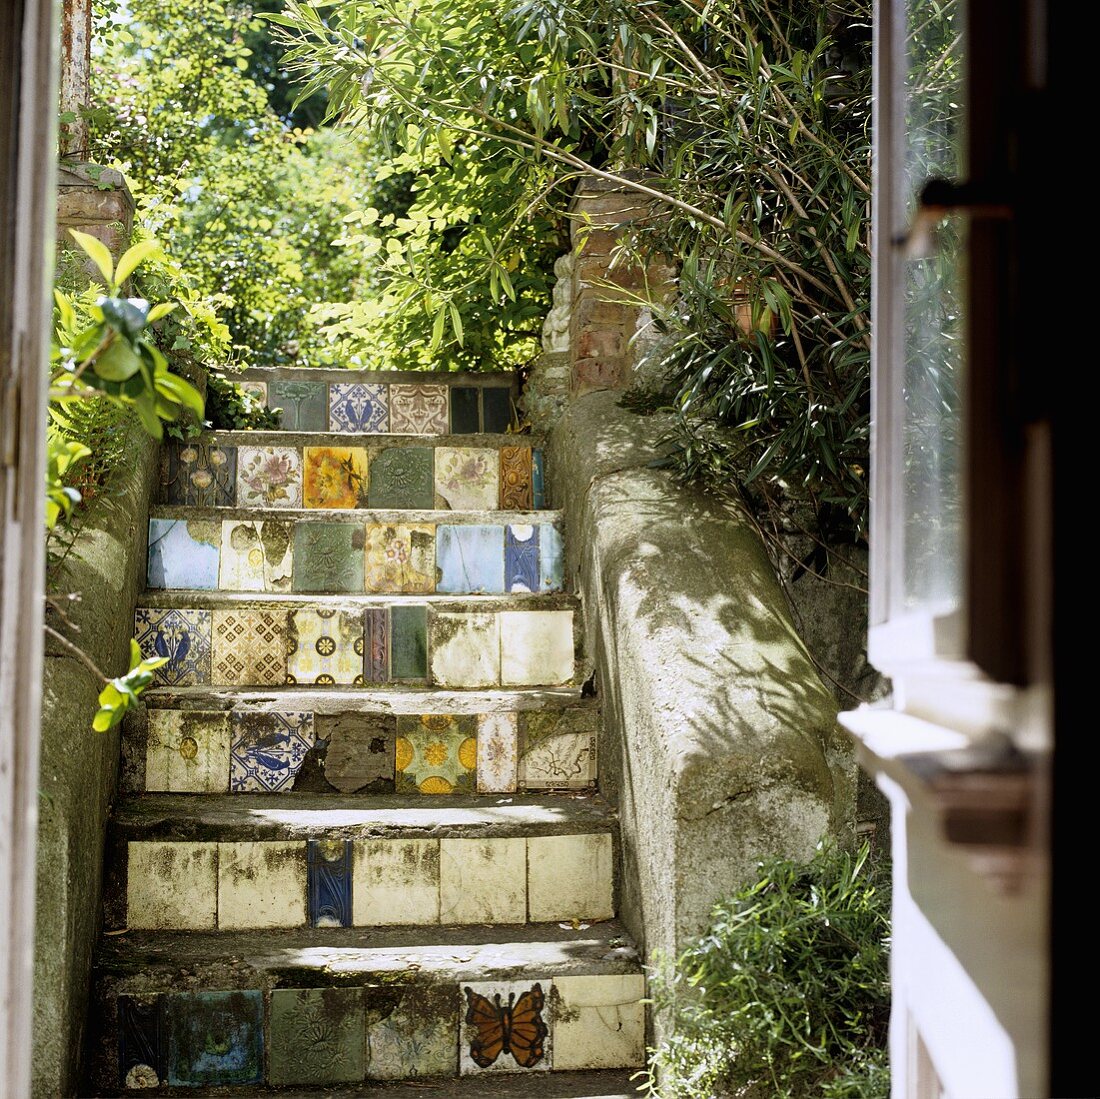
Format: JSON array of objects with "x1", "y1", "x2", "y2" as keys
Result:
[
  {"x1": 238, "y1": 380, "x2": 268, "y2": 406},
  {"x1": 165, "y1": 990, "x2": 263, "y2": 1087},
  {"x1": 500, "y1": 446, "x2": 533, "y2": 510},
  {"x1": 396, "y1": 714, "x2": 477, "y2": 795},
  {"x1": 365, "y1": 524, "x2": 435, "y2": 593},
  {"x1": 532, "y1": 449, "x2": 546, "y2": 509},
  {"x1": 353, "y1": 838, "x2": 440, "y2": 925},
  {"x1": 450, "y1": 386, "x2": 480, "y2": 433},
  {"x1": 552, "y1": 974, "x2": 646, "y2": 1070},
  {"x1": 460, "y1": 980, "x2": 551, "y2": 1074},
  {"x1": 439, "y1": 838, "x2": 526, "y2": 925},
  {"x1": 368, "y1": 447, "x2": 435, "y2": 509},
  {"x1": 270, "y1": 378, "x2": 328, "y2": 431},
  {"x1": 269, "y1": 987, "x2": 365, "y2": 1086},
  {"x1": 330, "y1": 381, "x2": 389, "y2": 433},
  {"x1": 118, "y1": 996, "x2": 166, "y2": 1089},
  {"x1": 218, "y1": 519, "x2": 292, "y2": 592},
  {"x1": 287, "y1": 608, "x2": 365, "y2": 685},
  {"x1": 293, "y1": 522, "x2": 366, "y2": 593},
  {"x1": 303, "y1": 446, "x2": 369, "y2": 509},
  {"x1": 230, "y1": 710, "x2": 315, "y2": 792},
  {"x1": 539, "y1": 523, "x2": 563, "y2": 591},
  {"x1": 429, "y1": 612, "x2": 499, "y2": 687},
  {"x1": 147, "y1": 518, "x2": 220, "y2": 590},
  {"x1": 391, "y1": 605, "x2": 428, "y2": 680},
  {"x1": 477, "y1": 712, "x2": 518, "y2": 793},
  {"x1": 363, "y1": 608, "x2": 389, "y2": 684},
  {"x1": 212, "y1": 609, "x2": 288, "y2": 686},
  {"x1": 435, "y1": 447, "x2": 500, "y2": 511},
  {"x1": 217, "y1": 841, "x2": 307, "y2": 929},
  {"x1": 499, "y1": 610, "x2": 574, "y2": 686},
  {"x1": 134, "y1": 608, "x2": 212, "y2": 686},
  {"x1": 162, "y1": 442, "x2": 236, "y2": 507},
  {"x1": 389, "y1": 383, "x2": 449, "y2": 434},
  {"x1": 367, "y1": 984, "x2": 459, "y2": 1079},
  {"x1": 436, "y1": 525, "x2": 505, "y2": 594},
  {"x1": 481, "y1": 386, "x2": 513, "y2": 433},
  {"x1": 308, "y1": 838, "x2": 353, "y2": 928},
  {"x1": 519, "y1": 710, "x2": 598, "y2": 789},
  {"x1": 145, "y1": 709, "x2": 230, "y2": 793},
  {"x1": 504, "y1": 525, "x2": 538, "y2": 593},
  {"x1": 527, "y1": 833, "x2": 614, "y2": 922},
  {"x1": 319, "y1": 712, "x2": 396, "y2": 793},
  {"x1": 236, "y1": 445, "x2": 302, "y2": 508},
  {"x1": 127, "y1": 842, "x2": 217, "y2": 930}
]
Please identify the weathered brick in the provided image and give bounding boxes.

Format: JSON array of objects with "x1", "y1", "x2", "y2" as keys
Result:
[{"x1": 572, "y1": 356, "x2": 628, "y2": 394}]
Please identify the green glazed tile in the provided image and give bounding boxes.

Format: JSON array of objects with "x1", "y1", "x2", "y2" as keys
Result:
[
  {"x1": 391, "y1": 605, "x2": 428, "y2": 680},
  {"x1": 293, "y1": 522, "x2": 365, "y2": 593},
  {"x1": 270, "y1": 379, "x2": 328, "y2": 431},
  {"x1": 368, "y1": 448, "x2": 434, "y2": 510},
  {"x1": 268, "y1": 987, "x2": 365, "y2": 1086}
]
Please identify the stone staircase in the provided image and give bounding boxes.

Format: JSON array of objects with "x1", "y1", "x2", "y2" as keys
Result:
[{"x1": 83, "y1": 369, "x2": 647, "y2": 1096}]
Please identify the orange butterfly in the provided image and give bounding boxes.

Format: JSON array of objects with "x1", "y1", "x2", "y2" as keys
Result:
[{"x1": 464, "y1": 983, "x2": 548, "y2": 1069}]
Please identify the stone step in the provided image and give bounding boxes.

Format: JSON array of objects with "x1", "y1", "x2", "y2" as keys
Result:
[
  {"x1": 161, "y1": 434, "x2": 546, "y2": 512},
  {"x1": 104, "y1": 795, "x2": 619, "y2": 933},
  {"x1": 124, "y1": 689, "x2": 599, "y2": 796},
  {"x1": 134, "y1": 594, "x2": 581, "y2": 690},
  {"x1": 146, "y1": 508, "x2": 565, "y2": 595},
  {"x1": 86, "y1": 923, "x2": 646, "y2": 1092},
  {"x1": 233, "y1": 367, "x2": 519, "y2": 434}
]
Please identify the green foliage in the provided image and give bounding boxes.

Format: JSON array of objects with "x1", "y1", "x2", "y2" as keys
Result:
[
  {"x1": 645, "y1": 842, "x2": 890, "y2": 1099},
  {"x1": 204, "y1": 373, "x2": 282, "y2": 431},
  {"x1": 93, "y1": 641, "x2": 169, "y2": 732}
]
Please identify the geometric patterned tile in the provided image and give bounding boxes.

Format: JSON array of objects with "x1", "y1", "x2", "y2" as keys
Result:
[
  {"x1": 236, "y1": 446, "x2": 303, "y2": 508},
  {"x1": 551, "y1": 974, "x2": 646, "y2": 1070},
  {"x1": 286, "y1": 608, "x2": 365, "y2": 686},
  {"x1": 499, "y1": 446, "x2": 533, "y2": 510},
  {"x1": 134, "y1": 608, "x2": 212, "y2": 687},
  {"x1": 270, "y1": 379, "x2": 327, "y2": 431},
  {"x1": 147, "y1": 518, "x2": 220, "y2": 590},
  {"x1": 389, "y1": 383, "x2": 449, "y2": 435},
  {"x1": 162, "y1": 442, "x2": 236, "y2": 507},
  {"x1": 211, "y1": 609, "x2": 288, "y2": 686},
  {"x1": 218, "y1": 519, "x2": 293, "y2": 593},
  {"x1": 481, "y1": 387, "x2": 513, "y2": 433},
  {"x1": 217, "y1": 841, "x2": 307, "y2": 929},
  {"x1": 269, "y1": 987, "x2": 365, "y2": 1086},
  {"x1": 145, "y1": 709, "x2": 230, "y2": 793},
  {"x1": 434, "y1": 447, "x2": 499, "y2": 511},
  {"x1": 165, "y1": 990, "x2": 263, "y2": 1087},
  {"x1": 476, "y1": 712, "x2": 518, "y2": 794},
  {"x1": 504, "y1": 524, "x2": 538, "y2": 593},
  {"x1": 229, "y1": 710, "x2": 315, "y2": 792},
  {"x1": 538, "y1": 523, "x2": 563, "y2": 591},
  {"x1": 519, "y1": 709, "x2": 597, "y2": 790},
  {"x1": 368, "y1": 448, "x2": 435, "y2": 510},
  {"x1": 364, "y1": 523, "x2": 435, "y2": 593},
  {"x1": 395, "y1": 715, "x2": 476, "y2": 795},
  {"x1": 293, "y1": 522, "x2": 366, "y2": 594},
  {"x1": 330, "y1": 382, "x2": 389, "y2": 433},
  {"x1": 118, "y1": 995, "x2": 166, "y2": 1089},
  {"x1": 436, "y1": 525, "x2": 505, "y2": 594},
  {"x1": 303, "y1": 446, "x2": 369, "y2": 509},
  {"x1": 460, "y1": 980, "x2": 551, "y2": 1074},
  {"x1": 367, "y1": 984, "x2": 459, "y2": 1079},
  {"x1": 307, "y1": 838, "x2": 354, "y2": 928},
  {"x1": 318, "y1": 713, "x2": 396, "y2": 793}
]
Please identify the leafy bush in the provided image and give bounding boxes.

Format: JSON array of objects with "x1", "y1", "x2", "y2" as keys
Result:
[
  {"x1": 645, "y1": 842, "x2": 890, "y2": 1099},
  {"x1": 204, "y1": 373, "x2": 282, "y2": 431}
]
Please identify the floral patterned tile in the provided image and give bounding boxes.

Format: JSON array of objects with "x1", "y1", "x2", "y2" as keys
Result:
[
  {"x1": 303, "y1": 446, "x2": 369, "y2": 509},
  {"x1": 293, "y1": 522, "x2": 366, "y2": 594},
  {"x1": 218, "y1": 519, "x2": 293, "y2": 593},
  {"x1": 477, "y1": 712, "x2": 518, "y2": 793},
  {"x1": 162, "y1": 442, "x2": 236, "y2": 507},
  {"x1": 147, "y1": 518, "x2": 220, "y2": 590},
  {"x1": 365, "y1": 524, "x2": 436, "y2": 593},
  {"x1": 367, "y1": 984, "x2": 459, "y2": 1080},
  {"x1": 499, "y1": 446, "x2": 533, "y2": 510},
  {"x1": 237, "y1": 446, "x2": 303, "y2": 508},
  {"x1": 435, "y1": 447, "x2": 500, "y2": 511},
  {"x1": 269, "y1": 986, "x2": 364, "y2": 1086},
  {"x1": 368, "y1": 447, "x2": 435, "y2": 510},
  {"x1": 330, "y1": 382, "x2": 389, "y2": 433},
  {"x1": 287, "y1": 608, "x2": 365, "y2": 686},
  {"x1": 230, "y1": 710, "x2": 315, "y2": 792},
  {"x1": 396, "y1": 714, "x2": 477, "y2": 795},
  {"x1": 389, "y1": 383, "x2": 450, "y2": 435},
  {"x1": 459, "y1": 981, "x2": 551, "y2": 1074},
  {"x1": 270, "y1": 379, "x2": 328, "y2": 431},
  {"x1": 211, "y1": 609, "x2": 288, "y2": 686},
  {"x1": 134, "y1": 608, "x2": 212, "y2": 686}
]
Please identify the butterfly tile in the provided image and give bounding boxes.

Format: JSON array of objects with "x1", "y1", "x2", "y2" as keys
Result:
[
  {"x1": 363, "y1": 608, "x2": 390, "y2": 684},
  {"x1": 538, "y1": 522, "x2": 563, "y2": 591},
  {"x1": 439, "y1": 837, "x2": 526, "y2": 925},
  {"x1": 236, "y1": 445, "x2": 302, "y2": 508},
  {"x1": 308, "y1": 838, "x2": 353, "y2": 928},
  {"x1": 459, "y1": 980, "x2": 552, "y2": 1074},
  {"x1": 365, "y1": 523, "x2": 435, "y2": 593},
  {"x1": 118, "y1": 995, "x2": 166, "y2": 1089},
  {"x1": 519, "y1": 709, "x2": 598, "y2": 790},
  {"x1": 450, "y1": 386, "x2": 480, "y2": 433},
  {"x1": 330, "y1": 381, "x2": 389, "y2": 433},
  {"x1": 499, "y1": 610, "x2": 574, "y2": 686},
  {"x1": 270, "y1": 378, "x2": 328, "y2": 430},
  {"x1": 389, "y1": 383, "x2": 449, "y2": 435},
  {"x1": 145, "y1": 709, "x2": 230, "y2": 793},
  {"x1": 147, "y1": 518, "x2": 220, "y2": 590},
  {"x1": 368, "y1": 447, "x2": 434, "y2": 509},
  {"x1": 353, "y1": 838, "x2": 440, "y2": 925},
  {"x1": 504, "y1": 525, "x2": 538, "y2": 593},
  {"x1": 499, "y1": 446, "x2": 533, "y2": 510},
  {"x1": 476, "y1": 712, "x2": 518, "y2": 793},
  {"x1": 217, "y1": 841, "x2": 307, "y2": 929},
  {"x1": 367, "y1": 984, "x2": 459, "y2": 1079},
  {"x1": 481, "y1": 386, "x2": 513, "y2": 433},
  {"x1": 218, "y1": 519, "x2": 292, "y2": 592},
  {"x1": 230, "y1": 710, "x2": 315, "y2": 792},
  {"x1": 287, "y1": 608, "x2": 365, "y2": 686},
  {"x1": 212, "y1": 609, "x2": 288, "y2": 686},
  {"x1": 434, "y1": 447, "x2": 499, "y2": 511},
  {"x1": 527, "y1": 833, "x2": 614, "y2": 922},
  {"x1": 293, "y1": 522, "x2": 365, "y2": 593},
  {"x1": 165, "y1": 990, "x2": 263, "y2": 1087},
  {"x1": 552, "y1": 975, "x2": 646, "y2": 1070},
  {"x1": 319, "y1": 712, "x2": 396, "y2": 793},
  {"x1": 303, "y1": 446, "x2": 369, "y2": 509},
  {"x1": 429, "y1": 612, "x2": 499, "y2": 688},
  {"x1": 436, "y1": 524, "x2": 505, "y2": 594},
  {"x1": 396, "y1": 714, "x2": 477, "y2": 795},
  {"x1": 391, "y1": 605, "x2": 428, "y2": 680},
  {"x1": 532, "y1": 449, "x2": 546, "y2": 508},
  {"x1": 162, "y1": 442, "x2": 236, "y2": 507},
  {"x1": 127, "y1": 842, "x2": 217, "y2": 930},
  {"x1": 269, "y1": 987, "x2": 365, "y2": 1086},
  {"x1": 134, "y1": 608, "x2": 212, "y2": 686}
]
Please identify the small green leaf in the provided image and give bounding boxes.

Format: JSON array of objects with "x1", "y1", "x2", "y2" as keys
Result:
[
  {"x1": 69, "y1": 229, "x2": 115, "y2": 284},
  {"x1": 114, "y1": 239, "x2": 161, "y2": 285}
]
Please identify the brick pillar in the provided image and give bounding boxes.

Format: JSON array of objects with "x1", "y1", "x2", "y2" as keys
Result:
[{"x1": 56, "y1": 164, "x2": 135, "y2": 277}]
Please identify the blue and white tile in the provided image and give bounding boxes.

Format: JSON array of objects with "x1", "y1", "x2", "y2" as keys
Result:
[
  {"x1": 330, "y1": 382, "x2": 389, "y2": 433},
  {"x1": 436, "y1": 525, "x2": 505, "y2": 594},
  {"x1": 308, "y1": 838, "x2": 353, "y2": 927},
  {"x1": 230, "y1": 710, "x2": 315, "y2": 792},
  {"x1": 504, "y1": 525, "x2": 539, "y2": 593},
  {"x1": 134, "y1": 608, "x2": 212, "y2": 687},
  {"x1": 147, "y1": 519, "x2": 220, "y2": 590}
]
